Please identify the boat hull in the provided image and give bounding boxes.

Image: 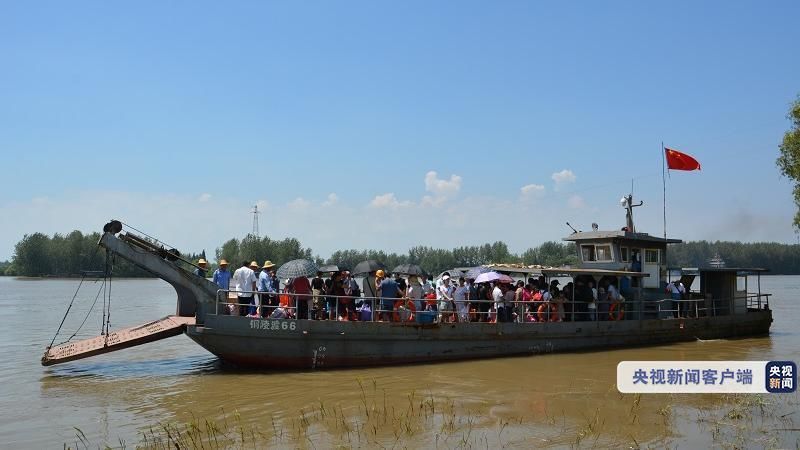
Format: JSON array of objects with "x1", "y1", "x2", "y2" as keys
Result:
[{"x1": 185, "y1": 311, "x2": 772, "y2": 369}]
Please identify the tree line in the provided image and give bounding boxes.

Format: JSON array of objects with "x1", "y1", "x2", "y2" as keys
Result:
[
  {"x1": 5, "y1": 231, "x2": 800, "y2": 277},
  {"x1": 5, "y1": 231, "x2": 204, "y2": 277},
  {"x1": 666, "y1": 241, "x2": 800, "y2": 274}
]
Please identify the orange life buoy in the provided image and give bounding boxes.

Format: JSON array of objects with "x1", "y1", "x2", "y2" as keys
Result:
[
  {"x1": 537, "y1": 303, "x2": 559, "y2": 322},
  {"x1": 393, "y1": 299, "x2": 416, "y2": 322},
  {"x1": 609, "y1": 302, "x2": 624, "y2": 321}
]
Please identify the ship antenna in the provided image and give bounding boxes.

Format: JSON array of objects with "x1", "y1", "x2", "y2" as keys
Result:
[
  {"x1": 566, "y1": 222, "x2": 578, "y2": 234},
  {"x1": 251, "y1": 204, "x2": 260, "y2": 236}
]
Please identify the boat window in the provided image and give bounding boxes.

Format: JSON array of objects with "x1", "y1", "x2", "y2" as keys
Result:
[
  {"x1": 581, "y1": 245, "x2": 595, "y2": 262},
  {"x1": 595, "y1": 245, "x2": 612, "y2": 262},
  {"x1": 620, "y1": 247, "x2": 629, "y2": 262},
  {"x1": 645, "y1": 249, "x2": 660, "y2": 264}
]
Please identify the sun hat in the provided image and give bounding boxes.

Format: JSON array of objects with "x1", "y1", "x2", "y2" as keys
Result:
[
  {"x1": 249, "y1": 261, "x2": 259, "y2": 269},
  {"x1": 262, "y1": 260, "x2": 276, "y2": 269},
  {"x1": 198, "y1": 258, "x2": 208, "y2": 265},
  {"x1": 219, "y1": 259, "x2": 228, "y2": 266},
  {"x1": 442, "y1": 274, "x2": 450, "y2": 281}
]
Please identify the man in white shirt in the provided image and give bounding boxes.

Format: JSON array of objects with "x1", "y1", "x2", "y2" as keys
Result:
[
  {"x1": 407, "y1": 275, "x2": 423, "y2": 311},
  {"x1": 453, "y1": 277, "x2": 470, "y2": 322},
  {"x1": 492, "y1": 282, "x2": 506, "y2": 322},
  {"x1": 437, "y1": 275, "x2": 454, "y2": 322},
  {"x1": 669, "y1": 280, "x2": 686, "y2": 317},
  {"x1": 232, "y1": 261, "x2": 257, "y2": 316},
  {"x1": 420, "y1": 274, "x2": 434, "y2": 297}
]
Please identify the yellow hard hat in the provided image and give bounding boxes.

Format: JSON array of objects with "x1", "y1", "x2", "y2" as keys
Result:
[{"x1": 376, "y1": 269, "x2": 385, "y2": 278}]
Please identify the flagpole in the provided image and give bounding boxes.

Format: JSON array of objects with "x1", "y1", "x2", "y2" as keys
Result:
[{"x1": 662, "y1": 142, "x2": 667, "y2": 241}]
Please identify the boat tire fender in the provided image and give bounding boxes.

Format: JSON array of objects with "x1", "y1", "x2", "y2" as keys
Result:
[{"x1": 609, "y1": 302, "x2": 624, "y2": 321}]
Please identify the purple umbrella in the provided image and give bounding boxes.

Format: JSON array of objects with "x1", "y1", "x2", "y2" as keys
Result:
[
  {"x1": 497, "y1": 274, "x2": 515, "y2": 284},
  {"x1": 474, "y1": 271, "x2": 516, "y2": 284},
  {"x1": 465, "y1": 265, "x2": 492, "y2": 280},
  {"x1": 474, "y1": 271, "x2": 502, "y2": 284}
]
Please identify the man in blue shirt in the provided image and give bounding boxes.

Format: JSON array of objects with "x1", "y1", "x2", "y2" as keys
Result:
[
  {"x1": 376, "y1": 269, "x2": 399, "y2": 321},
  {"x1": 212, "y1": 259, "x2": 231, "y2": 288},
  {"x1": 194, "y1": 258, "x2": 208, "y2": 278},
  {"x1": 258, "y1": 260, "x2": 277, "y2": 317},
  {"x1": 211, "y1": 260, "x2": 231, "y2": 314}
]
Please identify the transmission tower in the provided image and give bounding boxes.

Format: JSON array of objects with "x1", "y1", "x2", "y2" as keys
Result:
[{"x1": 251, "y1": 204, "x2": 260, "y2": 236}]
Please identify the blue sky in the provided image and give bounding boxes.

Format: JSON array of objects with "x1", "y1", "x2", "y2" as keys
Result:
[{"x1": 1, "y1": 1, "x2": 799, "y2": 261}]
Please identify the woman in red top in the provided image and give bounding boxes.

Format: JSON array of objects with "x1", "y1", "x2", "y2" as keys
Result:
[{"x1": 292, "y1": 276, "x2": 312, "y2": 319}]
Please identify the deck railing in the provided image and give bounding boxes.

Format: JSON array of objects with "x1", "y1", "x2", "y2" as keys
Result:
[{"x1": 211, "y1": 289, "x2": 771, "y2": 324}]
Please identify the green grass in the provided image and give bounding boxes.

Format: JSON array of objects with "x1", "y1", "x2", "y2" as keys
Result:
[{"x1": 64, "y1": 380, "x2": 799, "y2": 449}]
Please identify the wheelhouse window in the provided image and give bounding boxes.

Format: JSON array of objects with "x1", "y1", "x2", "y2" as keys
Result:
[
  {"x1": 645, "y1": 249, "x2": 660, "y2": 264},
  {"x1": 581, "y1": 244, "x2": 613, "y2": 262},
  {"x1": 581, "y1": 245, "x2": 595, "y2": 262},
  {"x1": 595, "y1": 245, "x2": 612, "y2": 262},
  {"x1": 620, "y1": 247, "x2": 629, "y2": 262}
]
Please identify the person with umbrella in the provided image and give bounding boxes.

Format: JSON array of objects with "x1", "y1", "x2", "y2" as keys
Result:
[
  {"x1": 492, "y1": 280, "x2": 508, "y2": 322},
  {"x1": 276, "y1": 259, "x2": 319, "y2": 319}
]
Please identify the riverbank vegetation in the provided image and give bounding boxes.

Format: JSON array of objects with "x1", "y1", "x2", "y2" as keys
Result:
[
  {"x1": 64, "y1": 379, "x2": 798, "y2": 449},
  {"x1": 7, "y1": 230, "x2": 800, "y2": 277},
  {"x1": 5, "y1": 231, "x2": 204, "y2": 278}
]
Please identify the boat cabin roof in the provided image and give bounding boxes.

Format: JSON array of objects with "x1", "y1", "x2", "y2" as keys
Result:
[
  {"x1": 485, "y1": 263, "x2": 649, "y2": 278},
  {"x1": 562, "y1": 230, "x2": 682, "y2": 244},
  {"x1": 670, "y1": 267, "x2": 770, "y2": 275}
]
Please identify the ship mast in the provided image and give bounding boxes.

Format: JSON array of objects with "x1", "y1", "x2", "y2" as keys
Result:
[{"x1": 621, "y1": 194, "x2": 643, "y2": 232}]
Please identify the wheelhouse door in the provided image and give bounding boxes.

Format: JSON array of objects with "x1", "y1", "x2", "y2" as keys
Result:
[{"x1": 642, "y1": 248, "x2": 661, "y2": 288}]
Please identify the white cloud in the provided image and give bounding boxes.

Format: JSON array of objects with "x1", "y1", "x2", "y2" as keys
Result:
[
  {"x1": 287, "y1": 197, "x2": 310, "y2": 211},
  {"x1": 421, "y1": 195, "x2": 446, "y2": 207},
  {"x1": 568, "y1": 194, "x2": 586, "y2": 209},
  {"x1": 198, "y1": 193, "x2": 212, "y2": 202},
  {"x1": 551, "y1": 169, "x2": 576, "y2": 190},
  {"x1": 520, "y1": 184, "x2": 545, "y2": 198},
  {"x1": 424, "y1": 171, "x2": 462, "y2": 196},
  {"x1": 323, "y1": 193, "x2": 339, "y2": 206},
  {"x1": 369, "y1": 193, "x2": 412, "y2": 209}
]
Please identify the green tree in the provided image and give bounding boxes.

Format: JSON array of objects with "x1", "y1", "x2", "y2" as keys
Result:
[
  {"x1": 13, "y1": 233, "x2": 52, "y2": 276},
  {"x1": 777, "y1": 95, "x2": 800, "y2": 228}
]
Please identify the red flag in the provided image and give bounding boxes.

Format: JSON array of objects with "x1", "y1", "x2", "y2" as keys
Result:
[{"x1": 665, "y1": 147, "x2": 701, "y2": 171}]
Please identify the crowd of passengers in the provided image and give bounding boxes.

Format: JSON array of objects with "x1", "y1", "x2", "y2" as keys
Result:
[{"x1": 199, "y1": 258, "x2": 631, "y2": 323}]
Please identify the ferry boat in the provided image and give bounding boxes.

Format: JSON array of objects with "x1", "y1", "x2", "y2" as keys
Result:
[{"x1": 41, "y1": 195, "x2": 773, "y2": 369}]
